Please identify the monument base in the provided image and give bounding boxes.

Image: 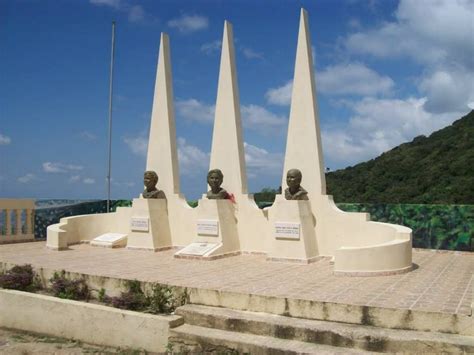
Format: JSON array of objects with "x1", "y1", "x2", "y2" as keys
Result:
[
  {"x1": 174, "y1": 198, "x2": 240, "y2": 259},
  {"x1": 267, "y1": 198, "x2": 318, "y2": 262},
  {"x1": 126, "y1": 198, "x2": 172, "y2": 251}
]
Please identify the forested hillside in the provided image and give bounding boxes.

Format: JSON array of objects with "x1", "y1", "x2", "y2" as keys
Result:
[{"x1": 326, "y1": 110, "x2": 474, "y2": 204}]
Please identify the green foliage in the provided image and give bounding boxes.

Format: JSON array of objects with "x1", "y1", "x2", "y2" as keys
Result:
[
  {"x1": 187, "y1": 200, "x2": 198, "y2": 208},
  {"x1": 253, "y1": 187, "x2": 278, "y2": 205},
  {"x1": 109, "y1": 280, "x2": 148, "y2": 311},
  {"x1": 110, "y1": 199, "x2": 133, "y2": 210},
  {"x1": 0, "y1": 264, "x2": 41, "y2": 292},
  {"x1": 148, "y1": 284, "x2": 187, "y2": 314},
  {"x1": 98, "y1": 288, "x2": 107, "y2": 303},
  {"x1": 107, "y1": 280, "x2": 187, "y2": 314},
  {"x1": 327, "y1": 111, "x2": 474, "y2": 204},
  {"x1": 49, "y1": 270, "x2": 90, "y2": 301},
  {"x1": 337, "y1": 203, "x2": 473, "y2": 251}
]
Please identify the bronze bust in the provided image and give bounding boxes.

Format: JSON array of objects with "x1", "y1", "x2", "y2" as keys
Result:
[
  {"x1": 206, "y1": 169, "x2": 230, "y2": 200},
  {"x1": 284, "y1": 169, "x2": 308, "y2": 200},
  {"x1": 142, "y1": 171, "x2": 165, "y2": 199}
]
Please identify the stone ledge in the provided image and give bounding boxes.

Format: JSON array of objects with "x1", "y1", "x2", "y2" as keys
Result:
[
  {"x1": 333, "y1": 264, "x2": 414, "y2": 277},
  {"x1": 0, "y1": 289, "x2": 182, "y2": 353}
]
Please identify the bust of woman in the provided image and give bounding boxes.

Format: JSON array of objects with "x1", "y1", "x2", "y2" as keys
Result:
[
  {"x1": 142, "y1": 171, "x2": 165, "y2": 199},
  {"x1": 206, "y1": 169, "x2": 230, "y2": 200},
  {"x1": 284, "y1": 169, "x2": 308, "y2": 200}
]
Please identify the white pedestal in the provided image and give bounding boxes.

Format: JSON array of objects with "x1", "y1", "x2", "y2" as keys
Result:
[
  {"x1": 175, "y1": 198, "x2": 240, "y2": 259},
  {"x1": 126, "y1": 198, "x2": 172, "y2": 251},
  {"x1": 267, "y1": 197, "x2": 318, "y2": 262}
]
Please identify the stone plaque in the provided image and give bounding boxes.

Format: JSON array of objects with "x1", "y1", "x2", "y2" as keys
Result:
[
  {"x1": 177, "y1": 242, "x2": 219, "y2": 256},
  {"x1": 91, "y1": 232, "x2": 127, "y2": 248},
  {"x1": 94, "y1": 233, "x2": 127, "y2": 243},
  {"x1": 197, "y1": 219, "x2": 219, "y2": 236},
  {"x1": 131, "y1": 217, "x2": 149, "y2": 232},
  {"x1": 275, "y1": 222, "x2": 301, "y2": 240}
]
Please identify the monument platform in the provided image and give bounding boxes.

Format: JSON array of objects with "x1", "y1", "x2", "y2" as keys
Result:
[{"x1": 0, "y1": 242, "x2": 471, "y2": 332}]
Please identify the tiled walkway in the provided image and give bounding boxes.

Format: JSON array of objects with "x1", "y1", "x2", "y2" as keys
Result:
[{"x1": 0, "y1": 242, "x2": 472, "y2": 316}]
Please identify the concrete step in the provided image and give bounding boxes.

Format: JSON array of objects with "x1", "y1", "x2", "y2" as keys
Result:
[
  {"x1": 176, "y1": 304, "x2": 474, "y2": 354},
  {"x1": 169, "y1": 324, "x2": 370, "y2": 354}
]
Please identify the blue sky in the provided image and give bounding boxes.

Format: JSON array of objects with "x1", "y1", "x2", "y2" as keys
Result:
[{"x1": 1, "y1": 0, "x2": 473, "y2": 200}]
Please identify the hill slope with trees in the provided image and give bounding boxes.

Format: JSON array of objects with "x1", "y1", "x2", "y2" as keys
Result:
[{"x1": 326, "y1": 110, "x2": 474, "y2": 204}]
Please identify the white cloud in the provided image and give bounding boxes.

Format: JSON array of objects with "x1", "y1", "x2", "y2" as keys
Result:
[
  {"x1": 317, "y1": 63, "x2": 394, "y2": 96},
  {"x1": 79, "y1": 131, "x2": 97, "y2": 141},
  {"x1": 112, "y1": 180, "x2": 135, "y2": 187},
  {"x1": 177, "y1": 137, "x2": 209, "y2": 175},
  {"x1": 89, "y1": 0, "x2": 121, "y2": 9},
  {"x1": 69, "y1": 175, "x2": 81, "y2": 183},
  {"x1": 244, "y1": 142, "x2": 283, "y2": 178},
  {"x1": 241, "y1": 105, "x2": 286, "y2": 134},
  {"x1": 266, "y1": 62, "x2": 394, "y2": 106},
  {"x1": 419, "y1": 69, "x2": 474, "y2": 114},
  {"x1": 128, "y1": 5, "x2": 145, "y2": 23},
  {"x1": 176, "y1": 99, "x2": 215, "y2": 123},
  {"x1": 242, "y1": 47, "x2": 264, "y2": 60},
  {"x1": 168, "y1": 14, "x2": 208, "y2": 34},
  {"x1": 348, "y1": 18, "x2": 361, "y2": 29},
  {"x1": 89, "y1": 0, "x2": 149, "y2": 23},
  {"x1": 322, "y1": 96, "x2": 465, "y2": 167},
  {"x1": 265, "y1": 80, "x2": 293, "y2": 106},
  {"x1": 0, "y1": 134, "x2": 11, "y2": 145},
  {"x1": 83, "y1": 178, "x2": 95, "y2": 184},
  {"x1": 123, "y1": 134, "x2": 210, "y2": 176},
  {"x1": 123, "y1": 136, "x2": 148, "y2": 156},
  {"x1": 346, "y1": 0, "x2": 473, "y2": 67},
  {"x1": 17, "y1": 173, "x2": 36, "y2": 184},
  {"x1": 176, "y1": 98, "x2": 285, "y2": 135},
  {"x1": 43, "y1": 162, "x2": 84, "y2": 173},
  {"x1": 201, "y1": 40, "x2": 221, "y2": 55},
  {"x1": 344, "y1": 0, "x2": 474, "y2": 114},
  {"x1": 202, "y1": 41, "x2": 264, "y2": 60}
]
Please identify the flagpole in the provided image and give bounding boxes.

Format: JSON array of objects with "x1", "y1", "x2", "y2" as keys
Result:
[{"x1": 107, "y1": 21, "x2": 116, "y2": 213}]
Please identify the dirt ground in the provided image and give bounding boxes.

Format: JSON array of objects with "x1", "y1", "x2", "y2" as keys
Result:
[{"x1": 0, "y1": 328, "x2": 152, "y2": 354}]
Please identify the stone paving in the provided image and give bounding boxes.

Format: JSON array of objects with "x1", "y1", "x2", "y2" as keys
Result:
[{"x1": 0, "y1": 242, "x2": 472, "y2": 316}]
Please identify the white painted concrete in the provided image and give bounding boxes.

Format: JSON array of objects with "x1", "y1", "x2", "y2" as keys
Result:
[
  {"x1": 46, "y1": 11, "x2": 412, "y2": 275},
  {"x1": 0, "y1": 289, "x2": 182, "y2": 353}
]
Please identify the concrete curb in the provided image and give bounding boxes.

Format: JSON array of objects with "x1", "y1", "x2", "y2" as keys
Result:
[{"x1": 0, "y1": 289, "x2": 183, "y2": 353}]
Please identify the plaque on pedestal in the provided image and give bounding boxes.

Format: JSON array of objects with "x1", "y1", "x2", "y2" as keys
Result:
[
  {"x1": 275, "y1": 222, "x2": 301, "y2": 240},
  {"x1": 197, "y1": 219, "x2": 219, "y2": 236},
  {"x1": 131, "y1": 217, "x2": 149, "y2": 232}
]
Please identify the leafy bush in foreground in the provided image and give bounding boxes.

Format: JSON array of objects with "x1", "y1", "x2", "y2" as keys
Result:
[
  {"x1": 0, "y1": 264, "x2": 41, "y2": 291},
  {"x1": 49, "y1": 271, "x2": 90, "y2": 301},
  {"x1": 107, "y1": 280, "x2": 187, "y2": 314}
]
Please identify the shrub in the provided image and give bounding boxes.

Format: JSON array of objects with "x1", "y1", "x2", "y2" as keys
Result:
[
  {"x1": 148, "y1": 284, "x2": 175, "y2": 314},
  {"x1": 49, "y1": 271, "x2": 90, "y2": 301},
  {"x1": 109, "y1": 280, "x2": 148, "y2": 311},
  {"x1": 97, "y1": 288, "x2": 108, "y2": 303},
  {"x1": 0, "y1": 264, "x2": 41, "y2": 291},
  {"x1": 149, "y1": 284, "x2": 187, "y2": 314},
  {"x1": 107, "y1": 280, "x2": 187, "y2": 314}
]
